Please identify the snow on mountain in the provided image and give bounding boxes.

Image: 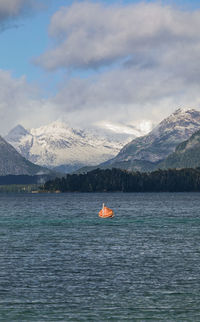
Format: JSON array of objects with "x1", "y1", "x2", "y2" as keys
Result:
[
  {"x1": 103, "y1": 108, "x2": 200, "y2": 170},
  {"x1": 7, "y1": 108, "x2": 200, "y2": 174},
  {"x1": 0, "y1": 135, "x2": 52, "y2": 176},
  {"x1": 6, "y1": 124, "x2": 29, "y2": 142},
  {"x1": 5, "y1": 121, "x2": 131, "y2": 172}
]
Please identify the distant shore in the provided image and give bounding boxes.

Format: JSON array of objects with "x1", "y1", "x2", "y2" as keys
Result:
[{"x1": 42, "y1": 167, "x2": 200, "y2": 193}]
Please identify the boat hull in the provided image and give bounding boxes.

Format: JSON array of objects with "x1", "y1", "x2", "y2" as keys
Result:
[{"x1": 99, "y1": 207, "x2": 114, "y2": 218}]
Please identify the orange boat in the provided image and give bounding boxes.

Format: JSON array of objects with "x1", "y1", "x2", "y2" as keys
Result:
[{"x1": 99, "y1": 203, "x2": 114, "y2": 218}]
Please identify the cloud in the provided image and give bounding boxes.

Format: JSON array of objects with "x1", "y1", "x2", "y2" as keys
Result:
[
  {"x1": 0, "y1": 0, "x2": 28, "y2": 17},
  {"x1": 51, "y1": 63, "x2": 200, "y2": 131},
  {"x1": 95, "y1": 120, "x2": 153, "y2": 136},
  {"x1": 36, "y1": 1, "x2": 200, "y2": 71},
  {"x1": 0, "y1": 70, "x2": 56, "y2": 135},
  {"x1": 0, "y1": 0, "x2": 44, "y2": 28},
  {"x1": 3, "y1": 1, "x2": 200, "y2": 137},
  {"x1": 32, "y1": 1, "x2": 200, "y2": 133},
  {"x1": 1, "y1": 63, "x2": 200, "y2": 137}
]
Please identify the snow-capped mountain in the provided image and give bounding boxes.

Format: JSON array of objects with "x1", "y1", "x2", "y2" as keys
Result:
[
  {"x1": 102, "y1": 108, "x2": 200, "y2": 171},
  {"x1": 0, "y1": 135, "x2": 52, "y2": 176},
  {"x1": 5, "y1": 121, "x2": 131, "y2": 173}
]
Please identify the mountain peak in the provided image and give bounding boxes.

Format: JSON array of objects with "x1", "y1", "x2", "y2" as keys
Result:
[
  {"x1": 5, "y1": 124, "x2": 30, "y2": 142},
  {"x1": 104, "y1": 108, "x2": 200, "y2": 170},
  {"x1": 5, "y1": 121, "x2": 130, "y2": 172},
  {"x1": 173, "y1": 107, "x2": 188, "y2": 114},
  {"x1": 172, "y1": 107, "x2": 197, "y2": 115},
  {"x1": 31, "y1": 120, "x2": 73, "y2": 137},
  {"x1": 155, "y1": 107, "x2": 200, "y2": 131},
  {"x1": 0, "y1": 134, "x2": 51, "y2": 176},
  {"x1": 9, "y1": 124, "x2": 28, "y2": 134}
]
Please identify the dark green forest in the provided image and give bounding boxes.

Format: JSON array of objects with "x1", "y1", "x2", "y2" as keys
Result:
[
  {"x1": 43, "y1": 168, "x2": 200, "y2": 192},
  {"x1": 0, "y1": 174, "x2": 49, "y2": 185}
]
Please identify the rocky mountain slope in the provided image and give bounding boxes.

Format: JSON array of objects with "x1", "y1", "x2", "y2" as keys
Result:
[
  {"x1": 102, "y1": 108, "x2": 200, "y2": 171},
  {"x1": 5, "y1": 121, "x2": 130, "y2": 173},
  {"x1": 0, "y1": 135, "x2": 51, "y2": 176},
  {"x1": 159, "y1": 129, "x2": 200, "y2": 169}
]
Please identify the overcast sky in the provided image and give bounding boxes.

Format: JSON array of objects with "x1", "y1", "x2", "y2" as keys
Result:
[{"x1": 1, "y1": 0, "x2": 200, "y2": 135}]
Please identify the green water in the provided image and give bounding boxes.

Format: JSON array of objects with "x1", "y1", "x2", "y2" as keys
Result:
[{"x1": 0, "y1": 192, "x2": 200, "y2": 321}]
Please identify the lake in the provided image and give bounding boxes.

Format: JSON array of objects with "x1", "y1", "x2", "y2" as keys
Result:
[{"x1": 0, "y1": 192, "x2": 200, "y2": 321}]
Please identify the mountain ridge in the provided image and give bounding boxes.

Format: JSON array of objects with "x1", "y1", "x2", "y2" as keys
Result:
[
  {"x1": 101, "y1": 108, "x2": 200, "y2": 172},
  {"x1": 159, "y1": 129, "x2": 200, "y2": 169},
  {"x1": 5, "y1": 108, "x2": 200, "y2": 174},
  {"x1": 0, "y1": 135, "x2": 53, "y2": 176},
  {"x1": 5, "y1": 121, "x2": 132, "y2": 173}
]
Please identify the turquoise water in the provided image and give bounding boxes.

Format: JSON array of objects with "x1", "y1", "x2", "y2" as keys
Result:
[{"x1": 0, "y1": 192, "x2": 200, "y2": 321}]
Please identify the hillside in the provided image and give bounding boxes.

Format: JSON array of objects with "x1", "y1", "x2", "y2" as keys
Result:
[
  {"x1": 159, "y1": 129, "x2": 200, "y2": 169},
  {"x1": 0, "y1": 136, "x2": 51, "y2": 176},
  {"x1": 43, "y1": 168, "x2": 200, "y2": 192},
  {"x1": 100, "y1": 108, "x2": 200, "y2": 172}
]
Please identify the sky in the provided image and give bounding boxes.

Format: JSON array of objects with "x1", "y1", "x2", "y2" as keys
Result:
[{"x1": 1, "y1": 0, "x2": 200, "y2": 135}]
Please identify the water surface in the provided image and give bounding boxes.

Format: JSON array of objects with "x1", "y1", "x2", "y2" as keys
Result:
[{"x1": 0, "y1": 192, "x2": 200, "y2": 321}]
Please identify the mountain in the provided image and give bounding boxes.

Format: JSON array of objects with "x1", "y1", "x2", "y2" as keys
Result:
[
  {"x1": 101, "y1": 108, "x2": 200, "y2": 172},
  {"x1": 159, "y1": 129, "x2": 200, "y2": 169},
  {"x1": 5, "y1": 121, "x2": 131, "y2": 173},
  {"x1": 0, "y1": 135, "x2": 52, "y2": 176}
]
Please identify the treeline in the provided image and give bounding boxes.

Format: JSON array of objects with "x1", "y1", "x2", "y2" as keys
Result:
[
  {"x1": 0, "y1": 175, "x2": 51, "y2": 185},
  {"x1": 43, "y1": 168, "x2": 200, "y2": 192}
]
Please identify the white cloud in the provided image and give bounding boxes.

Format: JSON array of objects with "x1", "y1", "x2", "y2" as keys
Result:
[
  {"x1": 50, "y1": 62, "x2": 200, "y2": 131},
  {"x1": 1, "y1": 65, "x2": 200, "y2": 137},
  {"x1": 3, "y1": 1, "x2": 200, "y2": 136},
  {"x1": 30, "y1": 1, "x2": 200, "y2": 133},
  {"x1": 36, "y1": 1, "x2": 200, "y2": 70},
  {"x1": 0, "y1": 70, "x2": 56, "y2": 135},
  {"x1": 95, "y1": 120, "x2": 153, "y2": 136}
]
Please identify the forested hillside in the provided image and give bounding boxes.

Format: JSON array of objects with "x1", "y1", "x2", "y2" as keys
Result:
[{"x1": 43, "y1": 168, "x2": 200, "y2": 192}]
